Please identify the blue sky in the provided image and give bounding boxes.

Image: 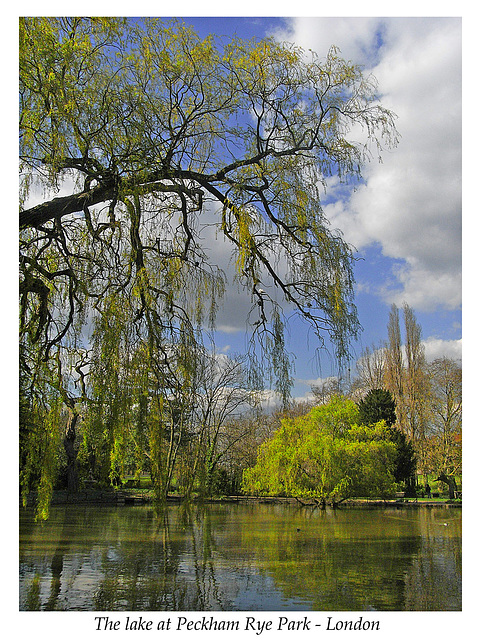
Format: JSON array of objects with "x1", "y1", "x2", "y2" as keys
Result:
[{"x1": 171, "y1": 15, "x2": 462, "y2": 400}]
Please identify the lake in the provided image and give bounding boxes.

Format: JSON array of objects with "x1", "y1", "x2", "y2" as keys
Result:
[{"x1": 19, "y1": 501, "x2": 461, "y2": 611}]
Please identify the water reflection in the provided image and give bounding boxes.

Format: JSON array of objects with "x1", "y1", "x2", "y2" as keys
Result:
[{"x1": 19, "y1": 502, "x2": 461, "y2": 611}]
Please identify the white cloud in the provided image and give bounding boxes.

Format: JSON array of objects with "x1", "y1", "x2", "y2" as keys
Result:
[
  {"x1": 296, "y1": 375, "x2": 339, "y2": 388},
  {"x1": 423, "y1": 337, "x2": 462, "y2": 363},
  {"x1": 276, "y1": 17, "x2": 462, "y2": 313},
  {"x1": 273, "y1": 17, "x2": 385, "y2": 66},
  {"x1": 348, "y1": 337, "x2": 461, "y2": 367},
  {"x1": 383, "y1": 261, "x2": 461, "y2": 311},
  {"x1": 257, "y1": 388, "x2": 283, "y2": 411}
]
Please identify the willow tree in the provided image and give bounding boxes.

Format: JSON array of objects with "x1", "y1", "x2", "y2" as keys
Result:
[
  {"x1": 242, "y1": 397, "x2": 397, "y2": 506},
  {"x1": 20, "y1": 18, "x2": 397, "y2": 504}
]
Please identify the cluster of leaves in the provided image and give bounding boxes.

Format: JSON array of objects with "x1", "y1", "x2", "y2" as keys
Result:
[{"x1": 242, "y1": 396, "x2": 398, "y2": 503}]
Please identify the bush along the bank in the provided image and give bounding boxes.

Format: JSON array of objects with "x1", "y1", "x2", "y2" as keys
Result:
[{"x1": 242, "y1": 396, "x2": 399, "y2": 507}]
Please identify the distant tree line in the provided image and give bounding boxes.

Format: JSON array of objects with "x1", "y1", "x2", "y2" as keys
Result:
[
  {"x1": 20, "y1": 299, "x2": 460, "y2": 519},
  {"x1": 351, "y1": 303, "x2": 461, "y2": 498}
]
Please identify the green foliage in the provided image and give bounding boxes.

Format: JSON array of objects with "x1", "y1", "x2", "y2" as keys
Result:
[
  {"x1": 357, "y1": 389, "x2": 416, "y2": 490},
  {"x1": 358, "y1": 389, "x2": 396, "y2": 427},
  {"x1": 386, "y1": 427, "x2": 417, "y2": 488},
  {"x1": 20, "y1": 389, "x2": 63, "y2": 520},
  {"x1": 242, "y1": 396, "x2": 397, "y2": 503},
  {"x1": 207, "y1": 466, "x2": 237, "y2": 497}
]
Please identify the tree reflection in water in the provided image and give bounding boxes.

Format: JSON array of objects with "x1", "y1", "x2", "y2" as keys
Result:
[{"x1": 19, "y1": 502, "x2": 461, "y2": 611}]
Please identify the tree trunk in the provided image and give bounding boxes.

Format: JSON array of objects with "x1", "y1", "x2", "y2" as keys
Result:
[
  {"x1": 436, "y1": 473, "x2": 458, "y2": 500},
  {"x1": 405, "y1": 472, "x2": 417, "y2": 498},
  {"x1": 64, "y1": 408, "x2": 79, "y2": 492},
  {"x1": 20, "y1": 181, "x2": 117, "y2": 229}
]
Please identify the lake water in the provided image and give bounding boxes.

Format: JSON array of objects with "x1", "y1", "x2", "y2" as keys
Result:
[{"x1": 19, "y1": 501, "x2": 461, "y2": 611}]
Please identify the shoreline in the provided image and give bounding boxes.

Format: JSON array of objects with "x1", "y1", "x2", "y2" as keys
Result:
[{"x1": 20, "y1": 490, "x2": 462, "y2": 508}]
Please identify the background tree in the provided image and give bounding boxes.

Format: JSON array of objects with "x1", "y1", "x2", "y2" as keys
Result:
[
  {"x1": 357, "y1": 388, "x2": 416, "y2": 494},
  {"x1": 177, "y1": 349, "x2": 259, "y2": 497},
  {"x1": 383, "y1": 303, "x2": 430, "y2": 490},
  {"x1": 242, "y1": 396, "x2": 397, "y2": 506},
  {"x1": 384, "y1": 304, "x2": 428, "y2": 442},
  {"x1": 357, "y1": 388, "x2": 396, "y2": 427},
  {"x1": 221, "y1": 401, "x2": 312, "y2": 492},
  {"x1": 402, "y1": 302, "x2": 428, "y2": 466},
  {"x1": 425, "y1": 357, "x2": 462, "y2": 498},
  {"x1": 351, "y1": 343, "x2": 386, "y2": 399},
  {"x1": 384, "y1": 304, "x2": 405, "y2": 430},
  {"x1": 310, "y1": 377, "x2": 340, "y2": 405}
]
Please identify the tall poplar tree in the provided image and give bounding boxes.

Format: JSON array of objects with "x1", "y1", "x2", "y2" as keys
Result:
[
  {"x1": 385, "y1": 304, "x2": 405, "y2": 427},
  {"x1": 402, "y1": 302, "x2": 428, "y2": 467},
  {"x1": 383, "y1": 303, "x2": 428, "y2": 491}
]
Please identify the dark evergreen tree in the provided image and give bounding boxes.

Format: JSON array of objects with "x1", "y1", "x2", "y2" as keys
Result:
[
  {"x1": 386, "y1": 427, "x2": 417, "y2": 489},
  {"x1": 358, "y1": 389, "x2": 416, "y2": 494},
  {"x1": 358, "y1": 389, "x2": 396, "y2": 426}
]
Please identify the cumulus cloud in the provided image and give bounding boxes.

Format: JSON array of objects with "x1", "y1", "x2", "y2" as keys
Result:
[
  {"x1": 423, "y1": 338, "x2": 462, "y2": 363},
  {"x1": 384, "y1": 261, "x2": 461, "y2": 311},
  {"x1": 272, "y1": 17, "x2": 385, "y2": 66},
  {"x1": 276, "y1": 17, "x2": 462, "y2": 313},
  {"x1": 203, "y1": 17, "x2": 461, "y2": 335}
]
